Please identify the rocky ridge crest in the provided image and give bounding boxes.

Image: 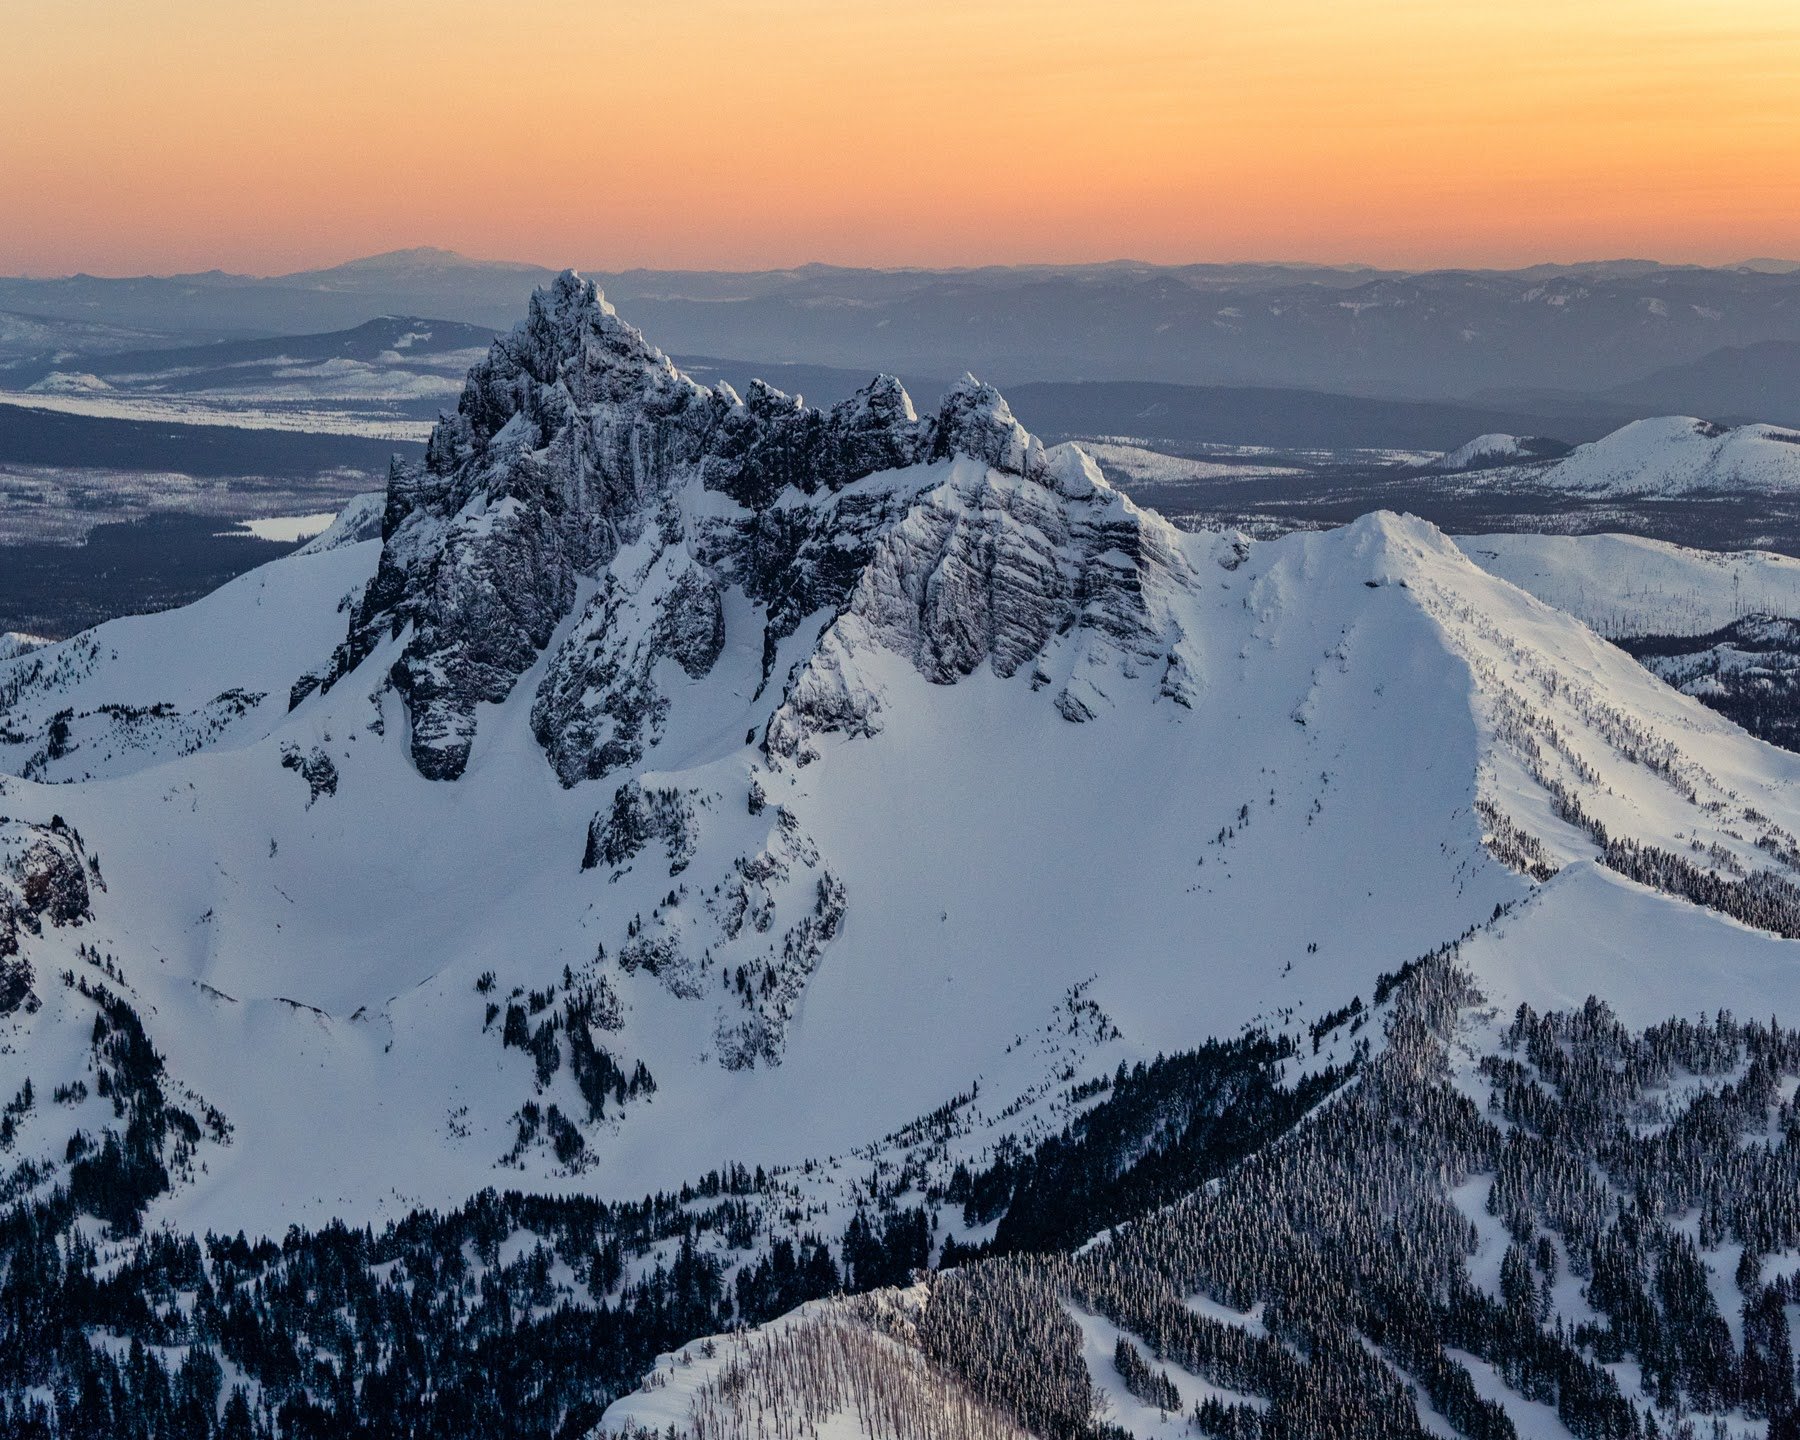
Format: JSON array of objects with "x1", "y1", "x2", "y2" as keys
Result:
[{"x1": 302, "y1": 273, "x2": 1200, "y2": 782}]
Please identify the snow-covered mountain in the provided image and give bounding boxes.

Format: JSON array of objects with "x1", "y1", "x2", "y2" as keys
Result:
[
  {"x1": 11, "y1": 273, "x2": 1800, "y2": 1440},
  {"x1": 1534, "y1": 415, "x2": 1800, "y2": 495},
  {"x1": 1427, "y1": 432, "x2": 1567, "y2": 472},
  {"x1": 4, "y1": 273, "x2": 1800, "y2": 1253}
]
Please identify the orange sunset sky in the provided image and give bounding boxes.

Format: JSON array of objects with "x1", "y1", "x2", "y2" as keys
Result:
[{"x1": 7, "y1": 0, "x2": 1799, "y2": 276}]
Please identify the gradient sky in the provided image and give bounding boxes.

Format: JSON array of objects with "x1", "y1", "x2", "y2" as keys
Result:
[{"x1": 7, "y1": 0, "x2": 1799, "y2": 276}]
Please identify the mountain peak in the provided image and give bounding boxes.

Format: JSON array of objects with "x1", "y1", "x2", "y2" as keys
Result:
[
  {"x1": 308, "y1": 276, "x2": 1100, "y2": 781},
  {"x1": 929, "y1": 372, "x2": 1042, "y2": 477}
]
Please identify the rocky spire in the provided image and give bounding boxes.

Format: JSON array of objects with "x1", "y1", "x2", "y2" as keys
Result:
[{"x1": 299, "y1": 278, "x2": 893, "y2": 777}]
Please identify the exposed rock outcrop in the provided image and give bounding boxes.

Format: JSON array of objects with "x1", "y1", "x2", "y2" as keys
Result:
[
  {"x1": 310, "y1": 272, "x2": 1201, "y2": 783},
  {"x1": 765, "y1": 448, "x2": 1203, "y2": 760},
  {"x1": 279, "y1": 744, "x2": 340, "y2": 806},
  {"x1": 0, "y1": 815, "x2": 94, "y2": 1013},
  {"x1": 533, "y1": 542, "x2": 726, "y2": 788}
]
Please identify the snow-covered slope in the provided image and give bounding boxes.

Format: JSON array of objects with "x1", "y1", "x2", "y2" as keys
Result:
[
  {"x1": 1428, "y1": 433, "x2": 1565, "y2": 472},
  {"x1": 0, "y1": 532, "x2": 378, "y2": 782},
  {"x1": 5, "y1": 274, "x2": 1800, "y2": 1245},
  {"x1": 597, "y1": 872, "x2": 1800, "y2": 1440},
  {"x1": 0, "y1": 632, "x2": 48, "y2": 663},
  {"x1": 1536, "y1": 415, "x2": 1800, "y2": 495},
  {"x1": 1457, "y1": 531, "x2": 1800, "y2": 637}
]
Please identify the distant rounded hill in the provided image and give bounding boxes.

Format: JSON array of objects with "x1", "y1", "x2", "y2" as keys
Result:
[
  {"x1": 1538, "y1": 416, "x2": 1800, "y2": 495},
  {"x1": 1426, "y1": 432, "x2": 1571, "y2": 472}
]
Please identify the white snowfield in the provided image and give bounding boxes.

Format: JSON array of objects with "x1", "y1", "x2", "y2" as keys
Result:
[
  {"x1": 1537, "y1": 416, "x2": 1800, "y2": 496},
  {"x1": 1457, "y1": 530, "x2": 1800, "y2": 637}
]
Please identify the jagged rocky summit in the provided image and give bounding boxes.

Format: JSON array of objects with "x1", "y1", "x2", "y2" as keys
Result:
[{"x1": 300, "y1": 271, "x2": 1198, "y2": 782}]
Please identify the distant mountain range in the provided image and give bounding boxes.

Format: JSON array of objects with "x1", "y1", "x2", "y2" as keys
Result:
[
  {"x1": 0, "y1": 247, "x2": 556, "y2": 340},
  {"x1": 6, "y1": 248, "x2": 1800, "y2": 423},
  {"x1": 1604, "y1": 339, "x2": 1800, "y2": 425}
]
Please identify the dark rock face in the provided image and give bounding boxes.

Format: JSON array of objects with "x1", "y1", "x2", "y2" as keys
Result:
[
  {"x1": 312, "y1": 272, "x2": 1192, "y2": 783},
  {"x1": 581, "y1": 781, "x2": 697, "y2": 875},
  {"x1": 311, "y1": 274, "x2": 724, "y2": 779},
  {"x1": 766, "y1": 448, "x2": 1201, "y2": 760},
  {"x1": 280, "y1": 744, "x2": 339, "y2": 806},
  {"x1": 531, "y1": 545, "x2": 726, "y2": 789},
  {"x1": 0, "y1": 816, "x2": 94, "y2": 1013}
]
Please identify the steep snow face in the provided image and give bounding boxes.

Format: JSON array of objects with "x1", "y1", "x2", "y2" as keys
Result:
[
  {"x1": 1538, "y1": 416, "x2": 1800, "y2": 495},
  {"x1": 6, "y1": 277, "x2": 1800, "y2": 1239}
]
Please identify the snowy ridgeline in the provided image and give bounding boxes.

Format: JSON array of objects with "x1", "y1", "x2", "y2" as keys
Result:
[
  {"x1": 4, "y1": 274, "x2": 1800, "y2": 1438},
  {"x1": 1456, "y1": 532, "x2": 1800, "y2": 639}
]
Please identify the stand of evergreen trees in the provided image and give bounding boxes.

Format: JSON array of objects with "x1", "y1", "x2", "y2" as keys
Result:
[
  {"x1": 915, "y1": 957, "x2": 1800, "y2": 1440},
  {"x1": 1620, "y1": 616, "x2": 1800, "y2": 756},
  {"x1": 943, "y1": 1033, "x2": 1351, "y2": 1260},
  {"x1": 11, "y1": 943, "x2": 1800, "y2": 1438}
]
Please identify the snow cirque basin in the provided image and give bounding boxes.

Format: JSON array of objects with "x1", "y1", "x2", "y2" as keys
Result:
[{"x1": 4, "y1": 488, "x2": 1800, "y2": 1242}]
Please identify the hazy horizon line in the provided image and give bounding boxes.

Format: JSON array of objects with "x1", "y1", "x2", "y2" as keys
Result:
[{"x1": 6, "y1": 244, "x2": 1799, "y2": 285}]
